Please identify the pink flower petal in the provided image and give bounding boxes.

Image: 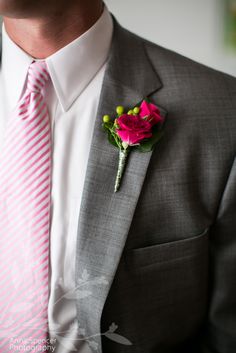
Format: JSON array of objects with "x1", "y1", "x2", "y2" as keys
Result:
[{"x1": 117, "y1": 129, "x2": 152, "y2": 145}]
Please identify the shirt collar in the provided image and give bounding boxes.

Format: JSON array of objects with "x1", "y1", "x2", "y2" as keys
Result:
[
  {"x1": 46, "y1": 6, "x2": 113, "y2": 112},
  {"x1": 2, "y1": 5, "x2": 113, "y2": 112}
]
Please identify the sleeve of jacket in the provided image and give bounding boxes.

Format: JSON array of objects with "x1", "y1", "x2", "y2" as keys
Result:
[{"x1": 200, "y1": 156, "x2": 236, "y2": 353}]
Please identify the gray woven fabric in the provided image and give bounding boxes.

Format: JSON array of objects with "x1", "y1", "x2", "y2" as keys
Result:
[
  {"x1": 1, "y1": 16, "x2": 236, "y2": 353},
  {"x1": 74, "y1": 19, "x2": 236, "y2": 353}
]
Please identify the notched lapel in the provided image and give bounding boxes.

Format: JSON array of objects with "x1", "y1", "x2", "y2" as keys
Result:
[{"x1": 75, "y1": 20, "x2": 167, "y2": 352}]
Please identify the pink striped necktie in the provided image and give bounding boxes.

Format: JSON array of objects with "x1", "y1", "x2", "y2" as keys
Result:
[{"x1": 0, "y1": 61, "x2": 51, "y2": 351}]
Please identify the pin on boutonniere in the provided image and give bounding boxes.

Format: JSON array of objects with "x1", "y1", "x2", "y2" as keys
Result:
[{"x1": 102, "y1": 100, "x2": 165, "y2": 192}]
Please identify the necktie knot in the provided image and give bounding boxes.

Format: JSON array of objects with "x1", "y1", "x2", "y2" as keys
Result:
[{"x1": 27, "y1": 60, "x2": 50, "y2": 93}]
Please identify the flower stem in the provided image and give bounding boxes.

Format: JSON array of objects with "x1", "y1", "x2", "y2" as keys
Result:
[{"x1": 114, "y1": 149, "x2": 129, "y2": 192}]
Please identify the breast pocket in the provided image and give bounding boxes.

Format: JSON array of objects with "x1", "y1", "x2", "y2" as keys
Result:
[
  {"x1": 119, "y1": 228, "x2": 210, "y2": 340},
  {"x1": 125, "y1": 227, "x2": 209, "y2": 270},
  {"x1": 104, "y1": 229, "x2": 210, "y2": 346}
]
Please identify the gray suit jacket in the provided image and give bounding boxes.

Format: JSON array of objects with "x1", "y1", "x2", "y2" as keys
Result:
[
  {"x1": 74, "y1": 19, "x2": 236, "y2": 353},
  {"x1": 1, "y1": 17, "x2": 235, "y2": 353}
]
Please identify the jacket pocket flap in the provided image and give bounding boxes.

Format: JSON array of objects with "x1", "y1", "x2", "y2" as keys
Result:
[{"x1": 125, "y1": 228, "x2": 209, "y2": 268}]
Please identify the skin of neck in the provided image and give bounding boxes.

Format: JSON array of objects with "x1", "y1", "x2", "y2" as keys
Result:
[{"x1": 3, "y1": 0, "x2": 103, "y2": 59}]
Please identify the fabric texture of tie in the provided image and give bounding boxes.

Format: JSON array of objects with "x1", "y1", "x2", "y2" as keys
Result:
[{"x1": 0, "y1": 61, "x2": 52, "y2": 352}]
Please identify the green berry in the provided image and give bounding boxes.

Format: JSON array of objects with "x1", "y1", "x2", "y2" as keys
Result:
[
  {"x1": 103, "y1": 114, "x2": 110, "y2": 123},
  {"x1": 116, "y1": 106, "x2": 124, "y2": 116},
  {"x1": 128, "y1": 110, "x2": 134, "y2": 115},
  {"x1": 133, "y1": 107, "x2": 140, "y2": 114}
]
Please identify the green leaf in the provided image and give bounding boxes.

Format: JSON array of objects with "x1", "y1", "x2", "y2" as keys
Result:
[
  {"x1": 136, "y1": 129, "x2": 164, "y2": 153},
  {"x1": 143, "y1": 96, "x2": 151, "y2": 104},
  {"x1": 108, "y1": 131, "x2": 119, "y2": 148},
  {"x1": 103, "y1": 121, "x2": 114, "y2": 131}
]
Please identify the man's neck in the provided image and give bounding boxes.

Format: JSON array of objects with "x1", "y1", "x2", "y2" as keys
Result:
[{"x1": 3, "y1": 1, "x2": 103, "y2": 59}]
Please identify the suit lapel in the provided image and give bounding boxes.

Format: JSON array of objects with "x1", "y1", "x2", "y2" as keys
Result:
[{"x1": 75, "y1": 20, "x2": 165, "y2": 352}]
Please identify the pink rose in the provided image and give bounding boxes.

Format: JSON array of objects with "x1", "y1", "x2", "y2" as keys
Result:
[
  {"x1": 116, "y1": 114, "x2": 152, "y2": 145},
  {"x1": 139, "y1": 100, "x2": 163, "y2": 125}
]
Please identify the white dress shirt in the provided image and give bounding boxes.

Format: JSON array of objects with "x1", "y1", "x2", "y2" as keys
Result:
[{"x1": 0, "y1": 7, "x2": 113, "y2": 352}]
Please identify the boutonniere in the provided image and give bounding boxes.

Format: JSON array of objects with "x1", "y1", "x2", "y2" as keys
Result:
[{"x1": 102, "y1": 100, "x2": 165, "y2": 192}]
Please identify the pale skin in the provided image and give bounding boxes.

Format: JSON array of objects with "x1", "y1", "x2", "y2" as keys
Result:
[{"x1": 1, "y1": 0, "x2": 103, "y2": 59}]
